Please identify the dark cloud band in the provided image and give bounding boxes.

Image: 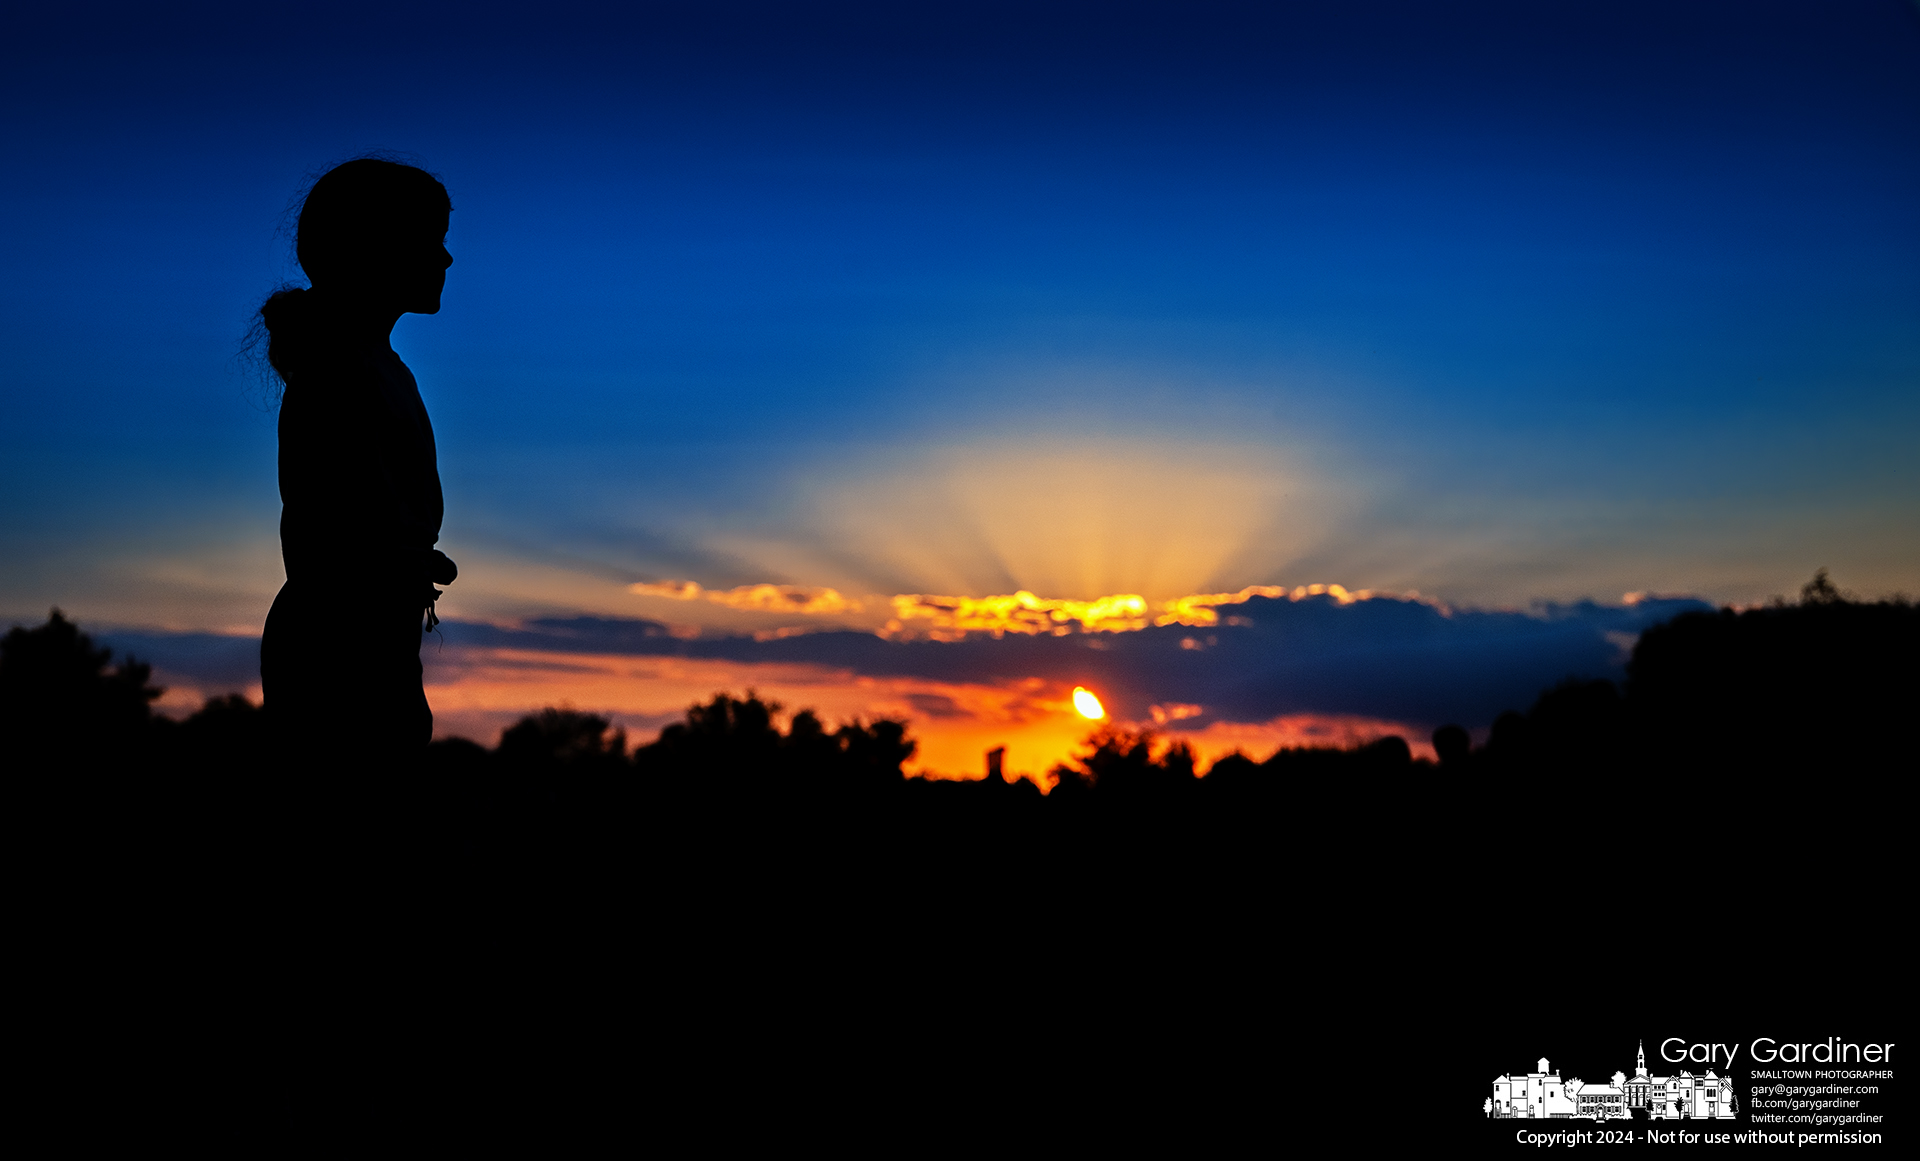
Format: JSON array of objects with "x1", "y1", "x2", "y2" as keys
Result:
[{"x1": 97, "y1": 592, "x2": 1709, "y2": 729}]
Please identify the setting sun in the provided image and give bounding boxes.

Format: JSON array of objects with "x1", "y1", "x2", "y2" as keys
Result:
[{"x1": 1072, "y1": 686, "x2": 1105, "y2": 720}]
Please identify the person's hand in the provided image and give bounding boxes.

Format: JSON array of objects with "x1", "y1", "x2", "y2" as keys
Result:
[{"x1": 427, "y1": 549, "x2": 458, "y2": 585}]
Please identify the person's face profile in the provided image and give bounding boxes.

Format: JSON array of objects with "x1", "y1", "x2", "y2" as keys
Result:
[
  {"x1": 394, "y1": 212, "x2": 452, "y2": 316},
  {"x1": 327, "y1": 208, "x2": 451, "y2": 316}
]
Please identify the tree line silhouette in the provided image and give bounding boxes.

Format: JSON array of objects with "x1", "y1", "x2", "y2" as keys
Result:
[{"x1": 5, "y1": 572, "x2": 1909, "y2": 801}]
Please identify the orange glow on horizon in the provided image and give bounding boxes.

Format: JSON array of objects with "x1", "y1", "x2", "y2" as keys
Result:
[
  {"x1": 1072, "y1": 687, "x2": 1105, "y2": 720},
  {"x1": 1166, "y1": 712, "x2": 1438, "y2": 767},
  {"x1": 424, "y1": 646, "x2": 1105, "y2": 788},
  {"x1": 420, "y1": 648, "x2": 1436, "y2": 787}
]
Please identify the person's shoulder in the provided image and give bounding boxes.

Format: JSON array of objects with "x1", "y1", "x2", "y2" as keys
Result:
[
  {"x1": 279, "y1": 362, "x2": 386, "y2": 427},
  {"x1": 294, "y1": 349, "x2": 388, "y2": 392},
  {"x1": 374, "y1": 347, "x2": 420, "y2": 386}
]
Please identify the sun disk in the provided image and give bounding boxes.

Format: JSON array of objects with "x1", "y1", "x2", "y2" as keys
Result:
[{"x1": 1072, "y1": 687, "x2": 1105, "y2": 720}]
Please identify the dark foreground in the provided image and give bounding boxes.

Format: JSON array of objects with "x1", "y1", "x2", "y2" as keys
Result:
[{"x1": 4, "y1": 585, "x2": 1911, "y2": 1146}]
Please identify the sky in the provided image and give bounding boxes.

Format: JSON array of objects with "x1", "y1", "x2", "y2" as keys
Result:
[{"x1": 4, "y1": 2, "x2": 1917, "y2": 776}]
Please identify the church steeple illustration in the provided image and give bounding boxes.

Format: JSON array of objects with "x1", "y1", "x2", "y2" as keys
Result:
[{"x1": 1490, "y1": 1042, "x2": 1733, "y2": 1122}]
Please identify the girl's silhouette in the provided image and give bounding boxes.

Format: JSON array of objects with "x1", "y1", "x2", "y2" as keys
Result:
[{"x1": 257, "y1": 159, "x2": 457, "y2": 760}]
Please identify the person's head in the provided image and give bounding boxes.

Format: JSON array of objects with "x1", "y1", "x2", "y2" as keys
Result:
[
  {"x1": 250, "y1": 158, "x2": 453, "y2": 390},
  {"x1": 295, "y1": 158, "x2": 452, "y2": 315}
]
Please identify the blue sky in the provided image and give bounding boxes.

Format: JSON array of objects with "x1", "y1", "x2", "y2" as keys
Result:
[{"x1": 4, "y1": 2, "x2": 1918, "y2": 756}]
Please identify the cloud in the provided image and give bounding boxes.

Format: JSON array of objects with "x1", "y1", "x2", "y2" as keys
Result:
[
  {"x1": 904, "y1": 692, "x2": 970, "y2": 720},
  {"x1": 1149, "y1": 702, "x2": 1204, "y2": 724},
  {"x1": 628, "y1": 580, "x2": 862, "y2": 615},
  {"x1": 879, "y1": 585, "x2": 1300, "y2": 638},
  {"x1": 886, "y1": 590, "x2": 1155, "y2": 638},
  {"x1": 629, "y1": 581, "x2": 1417, "y2": 641}
]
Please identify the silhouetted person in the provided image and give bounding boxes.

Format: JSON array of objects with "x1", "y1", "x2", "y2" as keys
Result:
[{"x1": 257, "y1": 159, "x2": 457, "y2": 766}]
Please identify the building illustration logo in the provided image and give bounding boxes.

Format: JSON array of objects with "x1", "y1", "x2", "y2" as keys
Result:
[{"x1": 1487, "y1": 1042, "x2": 1737, "y2": 1121}]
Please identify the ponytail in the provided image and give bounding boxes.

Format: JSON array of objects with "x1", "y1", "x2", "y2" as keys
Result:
[{"x1": 259, "y1": 285, "x2": 313, "y2": 383}]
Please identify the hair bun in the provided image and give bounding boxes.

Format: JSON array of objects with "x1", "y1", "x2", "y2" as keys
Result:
[
  {"x1": 259, "y1": 286, "x2": 309, "y2": 334},
  {"x1": 259, "y1": 287, "x2": 317, "y2": 380}
]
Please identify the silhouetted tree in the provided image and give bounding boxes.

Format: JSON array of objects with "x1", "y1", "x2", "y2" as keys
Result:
[
  {"x1": 1800, "y1": 567, "x2": 1843, "y2": 605},
  {"x1": 167, "y1": 693, "x2": 272, "y2": 774},
  {"x1": 626, "y1": 692, "x2": 918, "y2": 819},
  {"x1": 1049, "y1": 728, "x2": 1203, "y2": 807},
  {"x1": 1201, "y1": 750, "x2": 1260, "y2": 785},
  {"x1": 1431, "y1": 725, "x2": 1470, "y2": 769},
  {"x1": 1627, "y1": 572, "x2": 1915, "y2": 775},
  {"x1": 638, "y1": 691, "x2": 783, "y2": 783},
  {"x1": 825, "y1": 717, "x2": 916, "y2": 793},
  {"x1": 1, "y1": 609, "x2": 162, "y2": 770},
  {"x1": 497, "y1": 707, "x2": 627, "y2": 772},
  {"x1": 1065, "y1": 727, "x2": 1155, "y2": 795},
  {"x1": 1481, "y1": 678, "x2": 1623, "y2": 775},
  {"x1": 1363, "y1": 734, "x2": 1412, "y2": 766}
]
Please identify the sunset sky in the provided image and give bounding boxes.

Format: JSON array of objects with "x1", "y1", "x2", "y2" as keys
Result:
[{"x1": 4, "y1": 2, "x2": 1917, "y2": 778}]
